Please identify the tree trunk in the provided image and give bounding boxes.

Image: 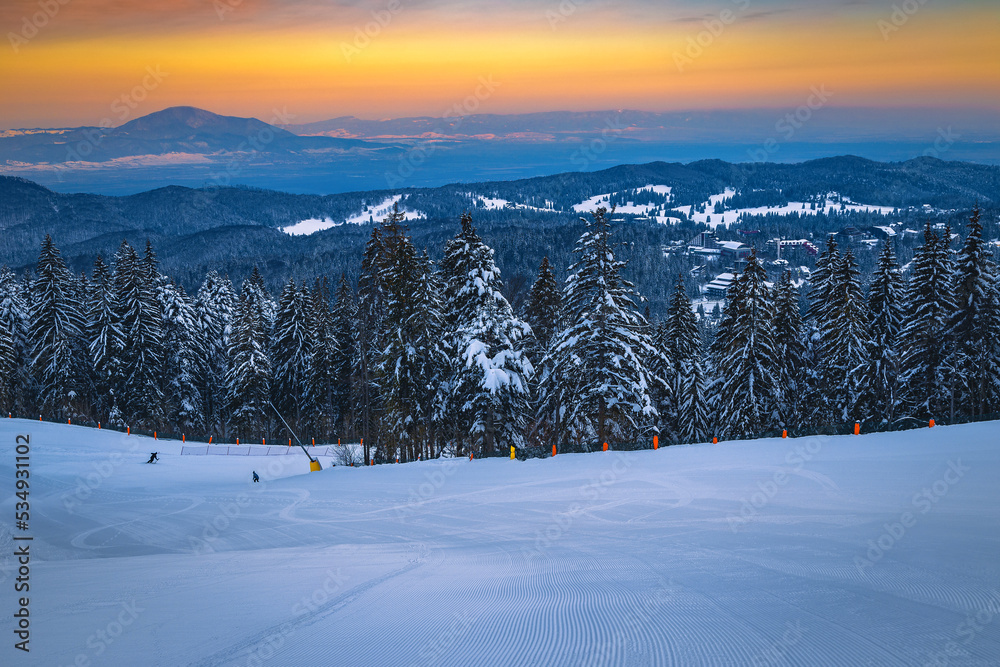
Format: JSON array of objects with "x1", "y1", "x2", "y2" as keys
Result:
[
  {"x1": 598, "y1": 395, "x2": 606, "y2": 451},
  {"x1": 484, "y1": 406, "x2": 495, "y2": 457}
]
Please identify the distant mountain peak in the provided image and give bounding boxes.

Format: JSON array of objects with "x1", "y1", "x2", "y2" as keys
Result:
[{"x1": 113, "y1": 106, "x2": 294, "y2": 139}]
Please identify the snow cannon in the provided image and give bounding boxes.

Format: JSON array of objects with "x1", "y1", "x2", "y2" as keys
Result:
[{"x1": 267, "y1": 401, "x2": 323, "y2": 473}]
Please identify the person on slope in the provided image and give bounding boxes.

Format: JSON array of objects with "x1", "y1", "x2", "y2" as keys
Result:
[
  {"x1": 146, "y1": 452, "x2": 158, "y2": 464},
  {"x1": 252, "y1": 470, "x2": 259, "y2": 483}
]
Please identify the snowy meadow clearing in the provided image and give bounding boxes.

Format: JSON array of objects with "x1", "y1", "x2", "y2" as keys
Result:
[{"x1": 2, "y1": 419, "x2": 999, "y2": 666}]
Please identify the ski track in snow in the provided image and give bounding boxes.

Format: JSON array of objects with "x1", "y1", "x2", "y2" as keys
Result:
[{"x1": 2, "y1": 421, "x2": 1000, "y2": 666}]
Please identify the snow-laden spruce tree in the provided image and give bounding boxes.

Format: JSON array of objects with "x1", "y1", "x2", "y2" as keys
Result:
[
  {"x1": 377, "y1": 220, "x2": 448, "y2": 461},
  {"x1": 194, "y1": 271, "x2": 237, "y2": 428},
  {"x1": 665, "y1": 276, "x2": 710, "y2": 443},
  {"x1": 159, "y1": 282, "x2": 206, "y2": 431},
  {"x1": 648, "y1": 319, "x2": 674, "y2": 439},
  {"x1": 711, "y1": 249, "x2": 778, "y2": 439},
  {"x1": 0, "y1": 301, "x2": 14, "y2": 414},
  {"x1": 88, "y1": 255, "x2": 125, "y2": 425},
  {"x1": 524, "y1": 256, "x2": 561, "y2": 364},
  {"x1": 303, "y1": 277, "x2": 338, "y2": 439},
  {"x1": 947, "y1": 207, "x2": 1000, "y2": 418},
  {"x1": 226, "y1": 278, "x2": 272, "y2": 438},
  {"x1": 29, "y1": 235, "x2": 87, "y2": 419},
  {"x1": 898, "y1": 223, "x2": 957, "y2": 421},
  {"x1": 113, "y1": 240, "x2": 164, "y2": 427},
  {"x1": 356, "y1": 223, "x2": 389, "y2": 463},
  {"x1": 799, "y1": 236, "x2": 840, "y2": 424},
  {"x1": 443, "y1": 213, "x2": 532, "y2": 456},
  {"x1": 270, "y1": 278, "x2": 313, "y2": 423},
  {"x1": 859, "y1": 241, "x2": 904, "y2": 426},
  {"x1": 541, "y1": 207, "x2": 656, "y2": 448},
  {"x1": 523, "y1": 256, "x2": 562, "y2": 448},
  {"x1": 819, "y1": 249, "x2": 870, "y2": 423},
  {"x1": 0, "y1": 266, "x2": 28, "y2": 396},
  {"x1": 329, "y1": 273, "x2": 357, "y2": 438},
  {"x1": 772, "y1": 269, "x2": 807, "y2": 428}
]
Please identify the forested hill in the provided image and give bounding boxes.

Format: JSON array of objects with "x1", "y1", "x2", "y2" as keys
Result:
[{"x1": 1, "y1": 156, "x2": 997, "y2": 307}]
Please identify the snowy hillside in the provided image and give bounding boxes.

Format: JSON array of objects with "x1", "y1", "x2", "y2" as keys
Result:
[
  {"x1": 2, "y1": 419, "x2": 999, "y2": 665},
  {"x1": 280, "y1": 195, "x2": 425, "y2": 236}
]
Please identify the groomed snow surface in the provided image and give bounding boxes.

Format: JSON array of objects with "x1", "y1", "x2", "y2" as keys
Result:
[{"x1": 2, "y1": 420, "x2": 1000, "y2": 666}]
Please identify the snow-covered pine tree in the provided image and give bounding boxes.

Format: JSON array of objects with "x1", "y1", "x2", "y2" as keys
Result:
[
  {"x1": 377, "y1": 226, "x2": 449, "y2": 461},
  {"x1": 0, "y1": 266, "x2": 29, "y2": 415},
  {"x1": 806, "y1": 236, "x2": 840, "y2": 324},
  {"x1": 246, "y1": 266, "x2": 276, "y2": 330},
  {"x1": 712, "y1": 249, "x2": 778, "y2": 439},
  {"x1": 356, "y1": 223, "x2": 390, "y2": 463},
  {"x1": 270, "y1": 278, "x2": 314, "y2": 424},
  {"x1": 523, "y1": 256, "x2": 561, "y2": 363},
  {"x1": 440, "y1": 213, "x2": 531, "y2": 456},
  {"x1": 226, "y1": 278, "x2": 272, "y2": 438},
  {"x1": 88, "y1": 255, "x2": 125, "y2": 424},
  {"x1": 819, "y1": 249, "x2": 870, "y2": 423},
  {"x1": 303, "y1": 277, "x2": 337, "y2": 440},
  {"x1": 898, "y1": 223, "x2": 957, "y2": 421},
  {"x1": 772, "y1": 269, "x2": 807, "y2": 427},
  {"x1": 329, "y1": 273, "x2": 357, "y2": 439},
  {"x1": 666, "y1": 275, "x2": 709, "y2": 443},
  {"x1": 0, "y1": 307, "x2": 13, "y2": 413},
  {"x1": 28, "y1": 235, "x2": 87, "y2": 419},
  {"x1": 159, "y1": 282, "x2": 206, "y2": 431},
  {"x1": 113, "y1": 240, "x2": 164, "y2": 428},
  {"x1": 541, "y1": 208, "x2": 656, "y2": 447},
  {"x1": 677, "y1": 351, "x2": 711, "y2": 444},
  {"x1": 859, "y1": 241, "x2": 904, "y2": 426},
  {"x1": 947, "y1": 207, "x2": 1000, "y2": 418},
  {"x1": 194, "y1": 271, "x2": 237, "y2": 430},
  {"x1": 799, "y1": 236, "x2": 840, "y2": 425},
  {"x1": 648, "y1": 319, "x2": 674, "y2": 439},
  {"x1": 439, "y1": 212, "x2": 486, "y2": 451}
]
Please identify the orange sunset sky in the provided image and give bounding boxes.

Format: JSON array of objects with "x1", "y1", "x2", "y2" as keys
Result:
[{"x1": 1, "y1": 0, "x2": 998, "y2": 128}]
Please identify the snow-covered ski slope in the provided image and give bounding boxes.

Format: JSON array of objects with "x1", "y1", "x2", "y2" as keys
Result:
[{"x1": 2, "y1": 420, "x2": 999, "y2": 666}]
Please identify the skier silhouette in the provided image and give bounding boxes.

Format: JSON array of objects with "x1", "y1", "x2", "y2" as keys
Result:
[
  {"x1": 146, "y1": 452, "x2": 158, "y2": 464},
  {"x1": 252, "y1": 470, "x2": 259, "y2": 483}
]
